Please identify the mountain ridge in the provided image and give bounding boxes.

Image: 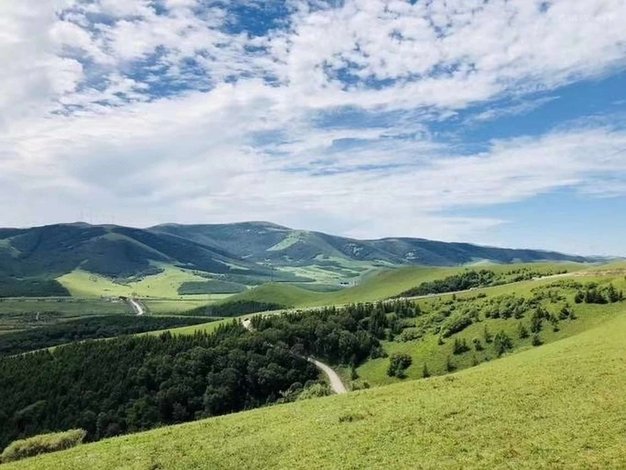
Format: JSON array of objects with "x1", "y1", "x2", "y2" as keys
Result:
[{"x1": 0, "y1": 222, "x2": 603, "y2": 290}]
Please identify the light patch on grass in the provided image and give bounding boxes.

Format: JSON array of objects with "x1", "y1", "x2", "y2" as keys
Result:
[
  {"x1": 57, "y1": 266, "x2": 218, "y2": 299},
  {"x1": 266, "y1": 231, "x2": 307, "y2": 252}
]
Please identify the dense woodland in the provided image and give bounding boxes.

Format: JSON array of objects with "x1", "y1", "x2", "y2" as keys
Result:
[
  {"x1": 186, "y1": 300, "x2": 286, "y2": 317},
  {"x1": 0, "y1": 323, "x2": 319, "y2": 449},
  {"x1": 0, "y1": 276, "x2": 69, "y2": 298},
  {"x1": 0, "y1": 315, "x2": 213, "y2": 356}
]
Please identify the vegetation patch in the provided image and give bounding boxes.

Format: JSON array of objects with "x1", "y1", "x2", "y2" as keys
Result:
[
  {"x1": 0, "y1": 322, "x2": 318, "y2": 450},
  {"x1": 177, "y1": 280, "x2": 246, "y2": 295},
  {"x1": 0, "y1": 277, "x2": 70, "y2": 298},
  {"x1": 0, "y1": 429, "x2": 86, "y2": 463},
  {"x1": 393, "y1": 267, "x2": 567, "y2": 298},
  {"x1": 5, "y1": 312, "x2": 626, "y2": 469},
  {"x1": 186, "y1": 300, "x2": 286, "y2": 317}
]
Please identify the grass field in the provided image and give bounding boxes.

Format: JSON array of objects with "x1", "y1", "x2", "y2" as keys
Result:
[
  {"x1": 56, "y1": 266, "x2": 225, "y2": 299},
  {"x1": 7, "y1": 303, "x2": 625, "y2": 469},
  {"x1": 0, "y1": 298, "x2": 130, "y2": 334}
]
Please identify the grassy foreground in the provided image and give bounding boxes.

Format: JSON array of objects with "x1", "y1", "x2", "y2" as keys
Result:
[{"x1": 6, "y1": 309, "x2": 625, "y2": 469}]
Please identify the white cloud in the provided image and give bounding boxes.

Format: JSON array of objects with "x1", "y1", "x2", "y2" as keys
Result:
[{"x1": 1, "y1": 0, "x2": 626, "y2": 249}]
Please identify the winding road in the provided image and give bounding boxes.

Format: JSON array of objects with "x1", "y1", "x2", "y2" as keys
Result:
[
  {"x1": 242, "y1": 319, "x2": 347, "y2": 394},
  {"x1": 127, "y1": 298, "x2": 146, "y2": 316}
]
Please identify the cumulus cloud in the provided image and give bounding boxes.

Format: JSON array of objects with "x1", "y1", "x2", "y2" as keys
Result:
[{"x1": 1, "y1": 0, "x2": 626, "y2": 247}]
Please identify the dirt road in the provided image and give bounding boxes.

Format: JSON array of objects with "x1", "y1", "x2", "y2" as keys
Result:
[{"x1": 242, "y1": 319, "x2": 347, "y2": 394}]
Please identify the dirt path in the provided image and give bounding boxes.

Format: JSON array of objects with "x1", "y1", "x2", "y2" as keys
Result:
[
  {"x1": 127, "y1": 298, "x2": 146, "y2": 316},
  {"x1": 242, "y1": 319, "x2": 347, "y2": 394}
]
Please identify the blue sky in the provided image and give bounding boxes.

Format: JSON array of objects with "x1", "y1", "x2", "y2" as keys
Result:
[{"x1": 1, "y1": 0, "x2": 626, "y2": 255}]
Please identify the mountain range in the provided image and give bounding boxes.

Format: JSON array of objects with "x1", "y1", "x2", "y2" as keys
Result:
[{"x1": 0, "y1": 222, "x2": 596, "y2": 286}]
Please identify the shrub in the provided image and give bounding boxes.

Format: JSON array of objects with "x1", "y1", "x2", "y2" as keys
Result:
[
  {"x1": 387, "y1": 353, "x2": 413, "y2": 378},
  {"x1": 445, "y1": 355, "x2": 456, "y2": 372},
  {"x1": 422, "y1": 364, "x2": 431, "y2": 378},
  {"x1": 518, "y1": 323, "x2": 529, "y2": 339},
  {"x1": 483, "y1": 326, "x2": 493, "y2": 343},
  {"x1": 398, "y1": 328, "x2": 422, "y2": 342},
  {"x1": 472, "y1": 337, "x2": 483, "y2": 351},
  {"x1": 532, "y1": 335, "x2": 543, "y2": 347},
  {"x1": 440, "y1": 312, "x2": 473, "y2": 337},
  {"x1": 452, "y1": 337, "x2": 470, "y2": 355},
  {"x1": 297, "y1": 383, "x2": 331, "y2": 401},
  {"x1": 0, "y1": 429, "x2": 86, "y2": 463},
  {"x1": 493, "y1": 331, "x2": 513, "y2": 357}
]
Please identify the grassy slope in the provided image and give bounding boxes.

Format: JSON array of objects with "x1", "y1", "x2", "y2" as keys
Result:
[
  {"x1": 7, "y1": 308, "x2": 626, "y2": 469},
  {"x1": 0, "y1": 299, "x2": 130, "y2": 334},
  {"x1": 358, "y1": 273, "x2": 626, "y2": 385},
  {"x1": 145, "y1": 262, "x2": 593, "y2": 339},
  {"x1": 225, "y1": 262, "x2": 587, "y2": 308},
  {"x1": 224, "y1": 266, "x2": 462, "y2": 308},
  {"x1": 56, "y1": 266, "x2": 218, "y2": 299}
]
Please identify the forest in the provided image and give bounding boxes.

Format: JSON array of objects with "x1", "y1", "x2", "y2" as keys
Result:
[
  {"x1": 0, "y1": 276, "x2": 70, "y2": 298},
  {"x1": 0, "y1": 322, "x2": 319, "y2": 449}
]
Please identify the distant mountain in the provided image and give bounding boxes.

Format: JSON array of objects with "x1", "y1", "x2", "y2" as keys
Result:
[
  {"x1": 150, "y1": 221, "x2": 592, "y2": 267},
  {"x1": 0, "y1": 221, "x2": 594, "y2": 288},
  {"x1": 0, "y1": 223, "x2": 270, "y2": 280}
]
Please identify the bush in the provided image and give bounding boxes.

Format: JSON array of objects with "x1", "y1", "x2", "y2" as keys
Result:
[
  {"x1": 445, "y1": 355, "x2": 455, "y2": 372},
  {"x1": 532, "y1": 335, "x2": 543, "y2": 347},
  {"x1": 387, "y1": 353, "x2": 413, "y2": 378},
  {"x1": 297, "y1": 383, "x2": 331, "y2": 401},
  {"x1": 0, "y1": 429, "x2": 86, "y2": 463},
  {"x1": 440, "y1": 312, "x2": 473, "y2": 337},
  {"x1": 518, "y1": 323, "x2": 529, "y2": 339},
  {"x1": 452, "y1": 337, "x2": 470, "y2": 355},
  {"x1": 493, "y1": 331, "x2": 513, "y2": 357},
  {"x1": 398, "y1": 328, "x2": 422, "y2": 342}
]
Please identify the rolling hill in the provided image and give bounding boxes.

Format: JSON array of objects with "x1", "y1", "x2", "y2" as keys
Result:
[
  {"x1": 0, "y1": 221, "x2": 598, "y2": 298},
  {"x1": 5, "y1": 306, "x2": 625, "y2": 469}
]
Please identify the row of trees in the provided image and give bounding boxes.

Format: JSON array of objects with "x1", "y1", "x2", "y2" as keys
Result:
[
  {"x1": 574, "y1": 283, "x2": 624, "y2": 304},
  {"x1": 0, "y1": 315, "x2": 212, "y2": 356},
  {"x1": 393, "y1": 267, "x2": 566, "y2": 298}
]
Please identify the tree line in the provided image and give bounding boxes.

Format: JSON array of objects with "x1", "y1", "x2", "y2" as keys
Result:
[
  {"x1": 393, "y1": 267, "x2": 567, "y2": 298},
  {"x1": 0, "y1": 315, "x2": 214, "y2": 357}
]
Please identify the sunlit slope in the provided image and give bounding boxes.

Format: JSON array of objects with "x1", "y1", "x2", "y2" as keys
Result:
[
  {"x1": 8, "y1": 311, "x2": 626, "y2": 469},
  {"x1": 222, "y1": 262, "x2": 586, "y2": 308}
]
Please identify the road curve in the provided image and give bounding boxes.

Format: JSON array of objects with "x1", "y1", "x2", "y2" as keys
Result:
[
  {"x1": 242, "y1": 319, "x2": 347, "y2": 394},
  {"x1": 306, "y1": 357, "x2": 347, "y2": 394},
  {"x1": 127, "y1": 298, "x2": 146, "y2": 316}
]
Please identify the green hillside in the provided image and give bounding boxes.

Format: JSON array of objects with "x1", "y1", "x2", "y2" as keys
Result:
[
  {"x1": 6, "y1": 307, "x2": 625, "y2": 469},
  {"x1": 218, "y1": 262, "x2": 586, "y2": 309}
]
